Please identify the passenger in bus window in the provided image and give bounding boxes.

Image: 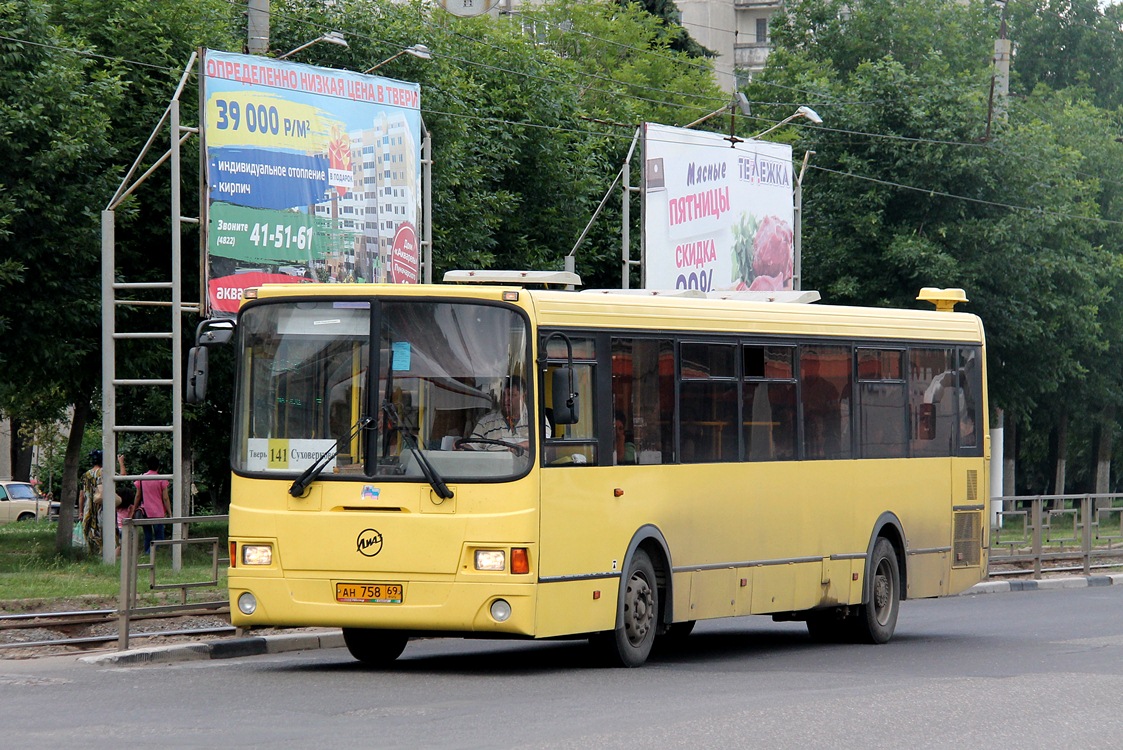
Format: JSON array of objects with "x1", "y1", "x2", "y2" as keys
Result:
[{"x1": 614, "y1": 411, "x2": 636, "y2": 465}]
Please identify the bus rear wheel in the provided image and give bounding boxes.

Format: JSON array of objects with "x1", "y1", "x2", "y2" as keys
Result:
[
  {"x1": 342, "y1": 628, "x2": 408, "y2": 666},
  {"x1": 591, "y1": 549, "x2": 658, "y2": 667},
  {"x1": 852, "y1": 538, "x2": 900, "y2": 644}
]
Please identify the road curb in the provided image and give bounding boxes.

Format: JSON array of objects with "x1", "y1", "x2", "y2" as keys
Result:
[
  {"x1": 963, "y1": 573, "x2": 1123, "y2": 595},
  {"x1": 80, "y1": 630, "x2": 345, "y2": 666}
]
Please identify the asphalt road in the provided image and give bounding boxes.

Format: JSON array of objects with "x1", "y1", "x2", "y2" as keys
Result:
[{"x1": 3, "y1": 584, "x2": 1122, "y2": 749}]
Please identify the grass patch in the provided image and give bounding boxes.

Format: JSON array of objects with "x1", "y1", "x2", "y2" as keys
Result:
[{"x1": 0, "y1": 520, "x2": 229, "y2": 612}]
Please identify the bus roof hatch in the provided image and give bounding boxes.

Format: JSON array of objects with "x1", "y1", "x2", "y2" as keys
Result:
[
  {"x1": 443, "y1": 270, "x2": 582, "y2": 288},
  {"x1": 917, "y1": 287, "x2": 968, "y2": 312}
]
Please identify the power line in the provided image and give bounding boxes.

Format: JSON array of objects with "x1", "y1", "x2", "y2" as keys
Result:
[
  {"x1": 810, "y1": 164, "x2": 1123, "y2": 226},
  {"x1": 0, "y1": 34, "x2": 178, "y2": 73}
]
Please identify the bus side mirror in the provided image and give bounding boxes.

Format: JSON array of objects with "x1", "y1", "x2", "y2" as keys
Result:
[
  {"x1": 551, "y1": 368, "x2": 580, "y2": 425},
  {"x1": 185, "y1": 319, "x2": 235, "y2": 404},
  {"x1": 186, "y1": 346, "x2": 208, "y2": 404},
  {"x1": 918, "y1": 403, "x2": 936, "y2": 440}
]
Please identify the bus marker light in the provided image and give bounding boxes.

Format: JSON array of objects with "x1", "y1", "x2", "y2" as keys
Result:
[
  {"x1": 475, "y1": 549, "x2": 505, "y2": 571},
  {"x1": 229, "y1": 542, "x2": 237, "y2": 567},
  {"x1": 490, "y1": 599, "x2": 512, "y2": 622},
  {"x1": 592, "y1": 590, "x2": 600, "y2": 600},
  {"x1": 853, "y1": 573, "x2": 859, "y2": 581},
  {"x1": 238, "y1": 592, "x2": 257, "y2": 615},
  {"x1": 502, "y1": 291, "x2": 519, "y2": 302},
  {"x1": 511, "y1": 547, "x2": 530, "y2": 574},
  {"x1": 614, "y1": 488, "x2": 624, "y2": 497},
  {"x1": 242, "y1": 544, "x2": 273, "y2": 566}
]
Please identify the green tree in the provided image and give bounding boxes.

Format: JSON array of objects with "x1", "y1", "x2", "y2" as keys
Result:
[{"x1": 757, "y1": 0, "x2": 1121, "y2": 494}]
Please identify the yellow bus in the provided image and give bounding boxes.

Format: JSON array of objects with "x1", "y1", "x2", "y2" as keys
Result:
[{"x1": 217, "y1": 280, "x2": 988, "y2": 667}]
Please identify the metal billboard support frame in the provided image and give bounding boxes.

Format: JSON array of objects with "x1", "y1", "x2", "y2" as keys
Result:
[{"x1": 101, "y1": 52, "x2": 199, "y2": 568}]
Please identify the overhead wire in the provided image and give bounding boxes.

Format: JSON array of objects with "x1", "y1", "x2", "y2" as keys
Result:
[{"x1": 8, "y1": 2, "x2": 1123, "y2": 225}]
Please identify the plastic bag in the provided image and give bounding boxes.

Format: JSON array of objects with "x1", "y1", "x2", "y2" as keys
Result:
[{"x1": 71, "y1": 522, "x2": 87, "y2": 550}]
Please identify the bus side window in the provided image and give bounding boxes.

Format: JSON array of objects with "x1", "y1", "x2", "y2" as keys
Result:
[
  {"x1": 612, "y1": 337, "x2": 675, "y2": 465},
  {"x1": 800, "y1": 345, "x2": 853, "y2": 460},
  {"x1": 743, "y1": 344, "x2": 797, "y2": 461},
  {"x1": 542, "y1": 333, "x2": 598, "y2": 466},
  {"x1": 910, "y1": 348, "x2": 956, "y2": 457},
  {"x1": 857, "y1": 349, "x2": 906, "y2": 459}
]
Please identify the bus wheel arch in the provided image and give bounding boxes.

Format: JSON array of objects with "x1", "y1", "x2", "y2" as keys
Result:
[
  {"x1": 619, "y1": 525, "x2": 674, "y2": 630},
  {"x1": 867, "y1": 512, "x2": 907, "y2": 601},
  {"x1": 856, "y1": 514, "x2": 906, "y2": 644},
  {"x1": 591, "y1": 526, "x2": 672, "y2": 667}
]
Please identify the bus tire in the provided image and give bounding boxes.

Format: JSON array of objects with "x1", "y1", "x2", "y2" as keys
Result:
[
  {"x1": 853, "y1": 538, "x2": 900, "y2": 644},
  {"x1": 591, "y1": 549, "x2": 658, "y2": 667},
  {"x1": 342, "y1": 628, "x2": 408, "y2": 666}
]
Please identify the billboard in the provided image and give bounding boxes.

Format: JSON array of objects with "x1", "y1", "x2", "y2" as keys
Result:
[
  {"x1": 201, "y1": 49, "x2": 423, "y2": 314},
  {"x1": 643, "y1": 123, "x2": 794, "y2": 292}
]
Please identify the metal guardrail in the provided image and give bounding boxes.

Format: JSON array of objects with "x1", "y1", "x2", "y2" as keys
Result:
[
  {"x1": 990, "y1": 494, "x2": 1123, "y2": 579},
  {"x1": 117, "y1": 514, "x2": 230, "y2": 650}
]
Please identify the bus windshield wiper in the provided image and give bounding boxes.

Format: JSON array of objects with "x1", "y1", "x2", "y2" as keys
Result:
[
  {"x1": 289, "y1": 416, "x2": 373, "y2": 498},
  {"x1": 381, "y1": 399, "x2": 454, "y2": 500}
]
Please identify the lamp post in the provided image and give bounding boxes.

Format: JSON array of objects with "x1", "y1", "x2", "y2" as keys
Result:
[
  {"x1": 749, "y1": 105, "x2": 822, "y2": 140},
  {"x1": 364, "y1": 44, "x2": 432, "y2": 74},
  {"x1": 277, "y1": 31, "x2": 349, "y2": 60}
]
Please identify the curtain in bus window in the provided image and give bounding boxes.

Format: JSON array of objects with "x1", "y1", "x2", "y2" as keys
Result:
[
  {"x1": 611, "y1": 338, "x2": 674, "y2": 465},
  {"x1": 680, "y1": 342, "x2": 737, "y2": 463},
  {"x1": 742, "y1": 345, "x2": 796, "y2": 461},
  {"x1": 800, "y1": 345, "x2": 852, "y2": 460},
  {"x1": 909, "y1": 348, "x2": 955, "y2": 457},
  {"x1": 377, "y1": 302, "x2": 530, "y2": 468}
]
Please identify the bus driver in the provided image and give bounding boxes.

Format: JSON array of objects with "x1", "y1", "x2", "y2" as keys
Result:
[{"x1": 466, "y1": 375, "x2": 544, "y2": 451}]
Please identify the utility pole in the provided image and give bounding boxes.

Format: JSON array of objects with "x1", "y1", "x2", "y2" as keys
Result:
[
  {"x1": 248, "y1": 0, "x2": 270, "y2": 54},
  {"x1": 984, "y1": 2, "x2": 1011, "y2": 141}
]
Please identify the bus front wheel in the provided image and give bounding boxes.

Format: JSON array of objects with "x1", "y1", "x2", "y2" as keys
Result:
[
  {"x1": 853, "y1": 538, "x2": 900, "y2": 644},
  {"x1": 591, "y1": 549, "x2": 658, "y2": 667},
  {"x1": 342, "y1": 628, "x2": 408, "y2": 666}
]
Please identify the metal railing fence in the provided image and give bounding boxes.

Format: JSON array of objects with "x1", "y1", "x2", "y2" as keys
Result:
[
  {"x1": 117, "y1": 514, "x2": 229, "y2": 650},
  {"x1": 989, "y1": 494, "x2": 1123, "y2": 579}
]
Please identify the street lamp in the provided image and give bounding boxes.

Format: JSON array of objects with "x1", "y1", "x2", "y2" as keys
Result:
[
  {"x1": 749, "y1": 105, "x2": 823, "y2": 140},
  {"x1": 364, "y1": 44, "x2": 433, "y2": 74},
  {"x1": 277, "y1": 31, "x2": 349, "y2": 60}
]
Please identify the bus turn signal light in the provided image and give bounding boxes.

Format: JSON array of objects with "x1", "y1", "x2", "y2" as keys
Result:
[{"x1": 511, "y1": 547, "x2": 530, "y2": 574}]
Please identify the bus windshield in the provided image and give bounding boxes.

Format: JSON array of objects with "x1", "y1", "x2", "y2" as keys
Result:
[{"x1": 233, "y1": 299, "x2": 534, "y2": 480}]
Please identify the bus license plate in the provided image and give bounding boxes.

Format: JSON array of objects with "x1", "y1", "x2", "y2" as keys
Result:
[{"x1": 336, "y1": 582, "x2": 404, "y2": 604}]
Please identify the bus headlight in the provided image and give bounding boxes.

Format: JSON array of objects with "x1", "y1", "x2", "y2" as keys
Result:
[
  {"x1": 237, "y1": 592, "x2": 257, "y2": 615},
  {"x1": 242, "y1": 544, "x2": 273, "y2": 566},
  {"x1": 475, "y1": 549, "x2": 505, "y2": 571},
  {"x1": 490, "y1": 599, "x2": 512, "y2": 622}
]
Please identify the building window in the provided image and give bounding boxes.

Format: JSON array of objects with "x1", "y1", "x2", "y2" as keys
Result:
[{"x1": 756, "y1": 18, "x2": 768, "y2": 44}]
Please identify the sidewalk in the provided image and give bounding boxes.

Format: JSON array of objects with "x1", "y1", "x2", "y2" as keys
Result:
[{"x1": 82, "y1": 573, "x2": 1123, "y2": 667}]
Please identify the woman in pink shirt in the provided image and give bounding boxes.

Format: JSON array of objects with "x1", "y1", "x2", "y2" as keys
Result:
[{"x1": 135, "y1": 456, "x2": 171, "y2": 555}]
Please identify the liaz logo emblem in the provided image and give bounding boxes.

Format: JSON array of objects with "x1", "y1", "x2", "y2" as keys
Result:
[{"x1": 356, "y1": 529, "x2": 384, "y2": 557}]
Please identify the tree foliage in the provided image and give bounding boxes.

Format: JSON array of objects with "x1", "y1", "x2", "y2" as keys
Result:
[{"x1": 760, "y1": 0, "x2": 1123, "y2": 491}]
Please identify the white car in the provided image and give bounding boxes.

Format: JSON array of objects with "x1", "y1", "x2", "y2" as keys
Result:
[{"x1": 0, "y1": 481, "x2": 49, "y2": 524}]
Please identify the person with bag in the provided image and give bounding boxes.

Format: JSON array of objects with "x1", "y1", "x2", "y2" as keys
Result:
[
  {"x1": 77, "y1": 450, "x2": 104, "y2": 556},
  {"x1": 134, "y1": 455, "x2": 171, "y2": 555}
]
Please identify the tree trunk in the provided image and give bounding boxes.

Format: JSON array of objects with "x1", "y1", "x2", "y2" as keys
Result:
[
  {"x1": 1003, "y1": 412, "x2": 1016, "y2": 506},
  {"x1": 54, "y1": 399, "x2": 89, "y2": 553},
  {"x1": 1094, "y1": 404, "x2": 1115, "y2": 498},
  {"x1": 1053, "y1": 408, "x2": 1068, "y2": 506}
]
